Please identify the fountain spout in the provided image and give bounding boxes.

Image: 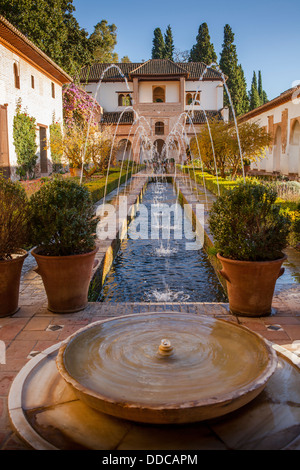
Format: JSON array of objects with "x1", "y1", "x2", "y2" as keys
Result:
[{"x1": 158, "y1": 339, "x2": 173, "y2": 357}]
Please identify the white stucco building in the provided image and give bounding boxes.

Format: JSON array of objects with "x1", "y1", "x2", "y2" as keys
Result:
[
  {"x1": 0, "y1": 15, "x2": 72, "y2": 179},
  {"x1": 239, "y1": 85, "x2": 300, "y2": 179},
  {"x1": 80, "y1": 60, "x2": 228, "y2": 163}
]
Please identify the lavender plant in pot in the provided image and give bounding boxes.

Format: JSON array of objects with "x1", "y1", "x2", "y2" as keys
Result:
[
  {"x1": 29, "y1": 178, "x2": 98, "y2": 313},
  {"x1": 0, "y1": 177, "x2": 29, "y2": 317},
  {"x1": 208, "y1": 182, "x2": 291, "y2": 317}
]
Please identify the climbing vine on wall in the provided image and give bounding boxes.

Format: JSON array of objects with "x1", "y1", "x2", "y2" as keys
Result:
[{"x1": 13, "y1": 99, "x2": 38, "y2": 179}]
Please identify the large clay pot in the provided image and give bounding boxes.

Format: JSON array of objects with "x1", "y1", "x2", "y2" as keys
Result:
[
  {"x1": 0, "y1": 250, "x2": 28, "y2": 317},
  {"x1": 217, "y1": 253, "x2": 287, "y2": 317},
  {"x1": 32, "y1": 247, "x2": 98, "y2": 313}
]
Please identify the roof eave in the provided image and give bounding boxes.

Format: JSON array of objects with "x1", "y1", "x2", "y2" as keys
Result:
[{"x1": 0, "y1": 15, "x2": 72, "y2": 84}]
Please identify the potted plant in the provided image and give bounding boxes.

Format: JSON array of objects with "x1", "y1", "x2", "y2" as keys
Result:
[
  {"x1": 0, "y1": 177, "x2": 29, "y2": 317},
  {"x1": 208, "y1": 182, "x2": 291, "y2": 317},
  {"x1": 29, "y1": 178, "x2": 98, "y2": 313}
]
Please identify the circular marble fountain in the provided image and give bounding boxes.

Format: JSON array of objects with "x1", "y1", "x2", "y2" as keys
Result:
[{"x1": 56, "y1": 313, "x2": 278, "y2": 424}]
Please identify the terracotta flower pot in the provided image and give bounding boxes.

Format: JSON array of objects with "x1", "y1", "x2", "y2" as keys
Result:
[
  {"x1": 32, "y1": 247, "x2": 98, "y2": 313},
  {"x1": 0, "y1": 250, "x2": 28, "y2": 317},
  {"x1": 217, "y1": 253, "x2": 287, "y2": 317}
]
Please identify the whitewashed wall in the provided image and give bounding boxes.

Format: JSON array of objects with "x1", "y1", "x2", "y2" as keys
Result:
[
  {"x1": 0, "y1": 43, "x2": 64, "y2": 178},
  {"x1": 247, "y1": 99, "x2": 300, "y2": 177},
  {"x1": 138, "y1": 81, "x2": 180, "y2": 104},
  {"x1": 83, "y1": 82, "x2": 133, "y2": 112},
  {"x1": 83, "y1": 79, "x2": 224, "y2": 112},
  {"x1": 185, "y1": 81, "x2": 223, "y2": 110}
]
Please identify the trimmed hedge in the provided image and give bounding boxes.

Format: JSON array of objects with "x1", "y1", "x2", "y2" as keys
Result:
[
  {"x1": 84, "y1": 170, "x2": 132, "y2": 203},
  {"x1": 180, "y1": 165, "x2": 300, "y2": 249}
]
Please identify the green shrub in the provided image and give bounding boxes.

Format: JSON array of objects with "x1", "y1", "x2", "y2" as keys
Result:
[
  {"x1": 208, "y1": 182, "x2": 291, "y2": 261},
  {"x1": 29, "y1": 178, "x2": 96, "y2": 256},
  {"x1": 13, "y1": 101, "x2": 38, "y2": 179},
  {"x1": 0, "y1": 177, "x2": 29, "y2": 260},
  {"x1": 84, "y1": 170, "x2": 132, "y2": 203}
]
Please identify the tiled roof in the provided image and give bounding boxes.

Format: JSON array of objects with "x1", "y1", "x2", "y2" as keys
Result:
[
  {"x1": 239, "y1": 85, "x2": 300, "y2": 123},
  {"x1": 130, "y1": 59, "x2": 188, "y2": 76},
  {"x1": 80, "y1": 60, "x2": 223, "y2": 82},
  {"x1": 101, "y1": 111, "x2": 135, "y2": 124},
  {"x1": 80, "y1": 63, "x2": 142, "y2": 82},
  {"x1": 186, "y1": 110, "x2": 223, "y2": 124},
  {"x1": 101, "y1": 110, "x2": 223, "y2": 125},
  {"x1": 180, "y1": 62, "x2": 222, "y2": 80}
]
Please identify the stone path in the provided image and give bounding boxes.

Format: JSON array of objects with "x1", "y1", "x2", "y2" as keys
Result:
[{"x1": 0, "y1": 173, "x2": 300, "y2": 450}]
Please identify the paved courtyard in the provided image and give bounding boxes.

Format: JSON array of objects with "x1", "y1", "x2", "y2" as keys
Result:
[{"x1": 1, "y1": 279, "x2": 300, "y2": 449}]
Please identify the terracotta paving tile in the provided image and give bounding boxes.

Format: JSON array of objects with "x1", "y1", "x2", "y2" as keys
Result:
[
  {"x1": 16, "y1": 329, "x2": 61, "y2": 342},
  {"x1": 237, "y1": 319, "x2": 267, "y2": 331},
  {"x1": 23, "y1": 317, "x2": 51, "y2": 331},
  {"x1": 0, "y1": 397, "x2": 3, "y2": 419},
  {"x1": 0, "y1": 372, "x2": 16, "y2": 395},
  {"x1": 35, "y1": 340, "x2": 60, "y2": 352},
  {"x1": 2, "y1": 433, "x2": 30, "y2": 450},
  {"x1": 6, "y1": 340, "x2": 38, "y2": 360},
  {"x1": 262, "y1": 316, "x2": 300, "y2": 325},
  {"x1": 279, "y1": 325, "x2": 300, "y2": 341},
  {"x1": 0, "y1": 318, "x2": 29, "y2": 341},
  {"x1": 257, "y1": 329, "x2": 291, "y2": 342}
]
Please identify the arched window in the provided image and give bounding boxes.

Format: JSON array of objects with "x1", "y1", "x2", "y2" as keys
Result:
[
  {"x1": 13, "y1": 63, "x2": 20, "y2": 89},
  {"x1": 155, "y1": 121, "x2": 164, "y2": 135},
  {"x1": 291, "y1": 121, "x2": 300, "y2": 145},
  {"x1": 186, "y1": 93, "x2": 193, "y2": 105},
  {"x1": 118, "y1": 93, "x2": 132, "y2": 107},
  {"x1": 118, "y1": 94, "x2": 124, "y2": 106},
  {"x1": 153, "y1": 87, "x2": 165, "y2": 103},
  {"x1": 186, "y1": 91, "x2": 201, "y2": 105}
]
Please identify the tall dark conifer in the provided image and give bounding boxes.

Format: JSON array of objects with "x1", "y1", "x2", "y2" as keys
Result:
[
  {"x1": 249, "y1": 71, "x2": 261, "y2": 110},
  {"x1": 219, "y1": 24, "x2": 249, "y2": 117},
  {"x1": 152, "y1": 28, "x2": 165, "y2": 59},
  {"x1": 189, "y1": 22, "x2": 217, "y2": 64},
  {"x1": 258, "y1": 70, "x2": 268, "y2": 105},
  {"x1": 164, "y1": 25, "x2": 174, "y2": 60}
]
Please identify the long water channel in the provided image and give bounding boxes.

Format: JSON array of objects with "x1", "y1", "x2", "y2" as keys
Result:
[{"x1": 96, "y1": 180, "x2": 227, "y2": 303}]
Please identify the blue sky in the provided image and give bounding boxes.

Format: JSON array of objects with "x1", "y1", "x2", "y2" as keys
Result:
[{"x1": 73, "y1": 0, "x2": 300, "y2": 100}]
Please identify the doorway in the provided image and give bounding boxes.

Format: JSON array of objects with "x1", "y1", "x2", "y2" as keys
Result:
[
  {"x1": 39, "y1": 126, "x2": 48, "y2": 174},
  {"x1": 0, "y1": 105, "x2": 10, "y2": 178}
]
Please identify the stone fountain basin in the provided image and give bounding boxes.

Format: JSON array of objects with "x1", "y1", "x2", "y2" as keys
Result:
[{"x1": 56, "y1": 312, "x2": 278, "y2": 424}]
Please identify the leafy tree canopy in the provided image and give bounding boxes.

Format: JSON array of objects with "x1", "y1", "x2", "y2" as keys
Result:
[{"x1": 0, "y1": 1, "x2": 119, "y2": 75}]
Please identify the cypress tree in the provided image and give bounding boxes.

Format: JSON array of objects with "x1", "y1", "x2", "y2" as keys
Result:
[
  {"x1": 189, "y1": 22, "x2": 217, "y2": 64},
  {"x1": 258, "y1": 70, "x2": 268, "y2": 104},
  {"x1": 258, "y1": 70, "x2": 263, "y2": 103},
  {"x1": 236, "y1": 64, "x2": 249, "y2": 114},
  {"x1": 219, "y1": 24, "x2": 249, "y2": 117},
  {"x1": 164, "y1": 25, "x2": 174, "y2": 60},
  {"x1": 249, "y1": 71, "x2": 261, "y2": 110},
  {"x1": 152, "y1": 28, "x2": 165, "y2": 59}
]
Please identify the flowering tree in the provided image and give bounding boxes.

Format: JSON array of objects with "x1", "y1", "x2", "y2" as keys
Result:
[
  {"x1": 52, "y1": 84, "x2": 116, "y2": 175},
  {"x1": 63, "y1": 83, "x2": 101, "y2": 129}
]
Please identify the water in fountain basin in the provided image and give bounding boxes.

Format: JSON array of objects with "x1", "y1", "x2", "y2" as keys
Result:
[{"x1": 96, "y1": 181, "x2": 227, "y2": 303}]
